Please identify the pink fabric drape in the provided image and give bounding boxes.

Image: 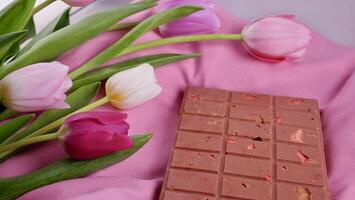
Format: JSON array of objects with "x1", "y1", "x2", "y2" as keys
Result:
[{"x1": 1, "y1": 6, "x2": 355, "y2": 200}]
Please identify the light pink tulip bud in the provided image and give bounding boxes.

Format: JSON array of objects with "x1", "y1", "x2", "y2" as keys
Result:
[
  {"x1": 62, "y1": 0, "x2": 94, "y2": 7},
  {"x1": 158, "y1": 0, "x2": 221, "y2": 36},
  {"x1": 60, "y1": 111, "x2": 133, "y2": 160},
  {"x1": 0, "y1": 62, "x2": 72, "y2": 112},
  {"x1": 242, "y1": 15, "x2": 312, "y2": 62}
]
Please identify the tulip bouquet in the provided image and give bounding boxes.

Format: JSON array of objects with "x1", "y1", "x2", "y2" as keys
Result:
[{"x1": 0, "y1": 0, "x2": 311, "y2": 199}]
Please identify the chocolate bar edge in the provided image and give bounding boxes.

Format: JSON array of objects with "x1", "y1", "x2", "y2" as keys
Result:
[{"x1": 159, "y1": 87, "x2": 190, "y2": 200}]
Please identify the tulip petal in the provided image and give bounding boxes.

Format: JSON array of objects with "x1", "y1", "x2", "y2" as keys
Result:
[
  {"x1": 59, "y1": 77, "x2": 73, "y2": 92},
  {"x1": 106, "y1": 64, "x2": 157, "y2": 100},
  {"x1": 64, "y1": 130, "x2": 133, "y2": 160},
  {"x1": 68, "y1": 121, "x2": 130, "y2": 135},
  {"x1": 76, "y1": 125, "x2": 129, "y2": 136},
  {"x1": 159, "y1": 9, "x2": 221, "y2": 36},
  {"x1": 241, "y1": 15, "x2": 311, "y2": 61},
  {"x1": 110, "y1": 83, "x2": 162, "y2": 109},
  {"x1": 62, "y1": 0, "x2": 94, "y2": 7},
  {"x1": 51, "y1": 101, "x2": 71, "y2": 109},
  {"x1": 2, "y1": 103, "x2": 69, "y2": 112},
  {"x1": 159, "y1": 0, "x2": 215, "y2": 10},
  {"x1": 243, "y1": 17, "x2": 311, "y2": 56},
  {"x1": 242, "y1": 42, "x2": 285, "y2": 62},
  {"x1": 158, "y1": 0, "x2": 221, "y2": 36},
  {"x1": 66, "y1": 111, "x2": 128, "y2": 126},
  {"x1": 3, "y1": 93, "x2": 70, "y2": 112},
  {"x1": 106, "y1": 63, "x2": 162, "y2": 109},
  {"x1": 287, "y1": 48, "x2": 307, "y2": 59},
  {"x1": 0, "y1": 62, "x2": 69, "y2": 100},
  {"x1": 0, "y1": 62, "x2": 72, "y2": 112}
]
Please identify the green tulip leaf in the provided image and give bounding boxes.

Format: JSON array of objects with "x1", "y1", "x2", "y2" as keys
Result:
[
  {"x1": 0, "y1": 1, "x2": 156, "y2": 79},
  {"x1": 69, "y1": 5, "x2": 203, "y2": 79},
  {"x1": 2, "y1": 17, "x2": 37, "y2": 63},
  {"x1": 71, "y1": 53, "x2": 200, "y2": 91},
  {"x1": 4, "y1": 82, "x2": 101, "y2": 144},
  {"x1": 0, "y1": 109, "x2": 18, "y2": 122},
  {"x1": 0, "y1": 31, "x2": 27, "y2": 48},
  {"x1": 0, "y1": 134, "x2": 152, "y2": 200},
  {"x1": 0, "y1": 0, "x2": 35, "y2": 35},
  {"x1": 0, "y1": 0, "x2": 35, "y2": 62},
  {"x1": 142, "y1": 0, "x2": 158, "y2": 3},
  {"x1": 0, "y1": 114, "x2": 33, "y2": 144},
  {"x1": 1, "y1": 42, "x2": 21, "y2": 64},
  {"x1": 0, "y1": 31, "x2": 27, "y2": 63},
  {"x1": 23, "y1": 17, "x2": 36, "y2": 41},
  {"x1": 19, "y1": 8, "x2": 71, "y2": 56}
]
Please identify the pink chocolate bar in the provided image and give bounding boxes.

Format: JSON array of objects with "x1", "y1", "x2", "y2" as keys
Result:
[{"x1": 159, "y1": 87, "x2": 330, "y2": 200}]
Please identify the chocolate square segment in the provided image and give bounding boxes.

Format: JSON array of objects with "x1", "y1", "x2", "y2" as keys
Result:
[
  {"x1": 160, "y1": 87, "x2": 330, "y2": 200},
  {"x1": 275, "y1": 96, "x2": 318, "y2": 112},
  {"x1": 226, "y1": 136, "x2": 271, "y2": 158},
  {"x1": 230, "y1": 104, "x2": 272, "y2": 122},
  {"x1": 171, "y1": 149, "x2": 220, "y2": 172},
  {"x1": 180, "y1": 114, "x2": 224, "y2": 134},
  {"x1": 183, "y1": 98, "x2": 227, "y2": 117},
  {"x1": 231, "y1": 92, "x2": 271, "y2": 106},
  {"x1": 228, "y1": 119, "x2": 271, "y2": 139},
  {"x1": 186, "y1": 87, "x2": 229, "y2": 102}
]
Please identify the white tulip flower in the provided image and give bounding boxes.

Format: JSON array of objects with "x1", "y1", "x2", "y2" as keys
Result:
[{"x1": 105, "y1": 63, "x2": 162, "y2": 109}]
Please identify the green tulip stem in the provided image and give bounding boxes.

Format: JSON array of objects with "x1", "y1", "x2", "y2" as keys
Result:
[
  {"x1": 28, "y1": 96, "x2": 110, "y2": 139},
  {"x1": 32, "y1": 0, "x2": 56, "y2": 15},
  {"x1": 108, "y1": 21, "x2": 140, "y2": 31},
  {"x1": 0, "y1": 133, "x2": 59, "y2": 153},
  {"x1": 118, "y1": 33, "x2": 243, "y2": 57},
  {"x1": 69, "y1": 33, "x2": 242, "y2": 79}
]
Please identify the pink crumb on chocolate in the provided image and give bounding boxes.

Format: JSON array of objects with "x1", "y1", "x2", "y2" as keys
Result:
[
  {"x1": 289, "y1": 99, "x2": 305, "y2": 105},
  {"x1": 295, "y1": 187, "x2": 311, "y2": 200},
  {"x1": 243, "y1": 93, "x2": 258, "y2": 100},
  {"x1": 265, "y1": 175, "x2": 272, "y2": 183},
  {"x1": 274, "y1": 116, "x2": 282, "y2": 124},
  {"x1": 189, "y1": 95, "x2": 202, "y2": 102},
  {"x1": 291, "y1": 129, "x2": 305, "y2": 143},
  {"x1": 247, "y1": 143, "x2": 256, "y2": 150},
  {"x1": 227, "y1": 137, "x2": 237, "y2": 143},
  {"x1": 297, "y1": 151, "x2": 309, "y2": 164}
]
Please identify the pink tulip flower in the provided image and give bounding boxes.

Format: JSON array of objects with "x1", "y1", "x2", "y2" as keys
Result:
[
  {"x1": 241, "y1": 15, "x2": 312, "y2": 62},
  {"x1": 0, "y1": 62, "x2": 72, "y2": 112},
  {"x1": 62, "y1": 0, "x2": 94, "y2": 7},
  {"x1": 60, "y1": 111, "x2": 133, "y2": 160},
  {"x1": 158, "y1": 0, "x2": 221, "y2": 36}
]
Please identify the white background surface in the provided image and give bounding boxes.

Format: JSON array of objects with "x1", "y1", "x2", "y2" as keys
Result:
[{"x1": 1, "y1": 0, "x2": 355, "y2": 47}]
